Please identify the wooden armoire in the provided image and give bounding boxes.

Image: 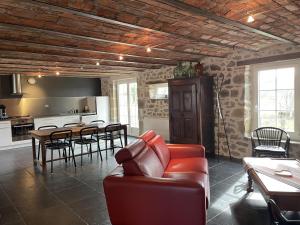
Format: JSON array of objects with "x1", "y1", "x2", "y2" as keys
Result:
[{"x1": 168, "y1": 76, "x2": 215, "y2": 155}]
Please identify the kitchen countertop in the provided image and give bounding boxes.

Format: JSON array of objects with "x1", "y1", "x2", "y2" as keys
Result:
[{"x1": 34, "y1": 112, "x2": 96, "y2": 118}]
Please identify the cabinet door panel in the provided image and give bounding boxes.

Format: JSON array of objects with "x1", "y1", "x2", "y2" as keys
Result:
[{"x1": 169, "y1": 81, "x2": 198, "y2": 144}]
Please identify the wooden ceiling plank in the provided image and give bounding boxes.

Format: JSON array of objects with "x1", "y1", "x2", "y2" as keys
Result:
[
  {"x1": 0, "y1": 38, "x2": 183, "y2": 64},
  {"x1": 158, "y1": 0, "x2": 296, "y2": 44},
  {"x1": 0, "y1": 53, "x2": 162, "y2": 69},
  {"x1": 23, "y1": 0, "x2": 255, "y2": 51},
  {"x1": 0, "y1": 50, "x2": 173, "y2": 66}
]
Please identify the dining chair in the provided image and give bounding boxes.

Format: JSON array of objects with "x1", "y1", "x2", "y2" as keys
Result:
[
  {"x1": 74, "y1": 126, "x2": 102, "y2": 165},
  {"x1": 268, "y1": 199, "x2": 300, "y2": 225},
  {"x1": 37, "y1": 125, "x2": 58, "y2": 160},
  {"x1": 47, "y1": 130, "x2": 76, "y2": 173},
  {"x1": 63, "y1": 123, "x2": 81, "y2": 127},
  {"x1": 99, "y1": 123, "x2": 124, "y2": 158},
  {"x1": 251, "y1": 127, "x2": 290, "y2": 158}
]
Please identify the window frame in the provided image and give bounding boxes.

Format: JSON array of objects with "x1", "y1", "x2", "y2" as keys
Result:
[{"x1": 251, "y1": 59, "x2": 300, "y2": 141}]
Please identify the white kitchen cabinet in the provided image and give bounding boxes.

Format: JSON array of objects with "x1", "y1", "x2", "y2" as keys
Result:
[
  {"x1": 0, "y1": 121, "x2": 12, "y2": 148},
  {"x1": 81, "y1": 114, "x2": 99, "y2": 124}
]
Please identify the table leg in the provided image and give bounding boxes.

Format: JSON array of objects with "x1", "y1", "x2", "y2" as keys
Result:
[
  {"x1": 247, "y1": 171, "x2": 254, "y2": 193},
  {"x1": 124, "y1": 126, "x2": 128, "y2": 146},
  {"x1": 40, "y1": 139, "x2": 47, "y2": 172},
  {"x1": 32, "y1": 137, "x2": 37, "y2": 165}
]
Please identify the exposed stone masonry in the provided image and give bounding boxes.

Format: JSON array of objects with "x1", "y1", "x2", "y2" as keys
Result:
[{"x1": 101, "y1": 44, "x2": 300, "y2": 159}]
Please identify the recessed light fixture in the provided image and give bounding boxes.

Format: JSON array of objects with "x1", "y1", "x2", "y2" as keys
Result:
[
  {"x1": 119, "y1": 55, "x2": 124, "y2": 61},
  {"x1": 96, "y1": 62, "x2": 100, "y2": 66},
  {"x1": 247, "y1": 15, "x2": 255, "y2": 23},
  {"x1": 38, "y1": 74, "x2": 42, "y2": 78},
  {"x1": 146, "y1": 47, "x2": 152, "y2": 53},
  {"x1": 56, "y1": 71, "x2": 60, "y2": 76}
]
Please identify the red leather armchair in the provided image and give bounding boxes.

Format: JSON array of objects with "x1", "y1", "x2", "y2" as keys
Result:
[{"x1": 103, "y1": 130, "x2": 210, "y2": 225}]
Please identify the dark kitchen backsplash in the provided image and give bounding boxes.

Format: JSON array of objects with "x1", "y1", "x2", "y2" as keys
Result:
[
  {"x1": 0, "y1": 75, "x2": 101, "y2": 98},
  {"x1": 0, "y1": 97, "x2": 97, "y2": 117},
  {"x1": 0, "y1": 75, "x2": 101, "y2": 117}
]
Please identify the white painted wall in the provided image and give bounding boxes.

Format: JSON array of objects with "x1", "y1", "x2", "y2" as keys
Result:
[{"x1": 142, "y1": 117, "x2": 169, "y2": 141}]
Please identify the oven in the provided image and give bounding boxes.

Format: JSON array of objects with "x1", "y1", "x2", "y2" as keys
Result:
[{"x1": 11, "y1": 116, "x2": 34, "y2": 142}]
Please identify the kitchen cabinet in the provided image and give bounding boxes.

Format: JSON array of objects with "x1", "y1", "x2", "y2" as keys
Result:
[
  {"x1": 0, "y1": 121, "x2": 12, "y2": 148},
  {"x1": 81, "y1": 114, "x2": 98, "y2": 124}
]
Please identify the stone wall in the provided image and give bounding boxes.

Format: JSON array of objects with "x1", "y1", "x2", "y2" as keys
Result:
[
  {"x1": 101, "y1": 43, "x2": 300, "y2": 159},
  {"x1": 200, "y1": 43, "x2": 300, "y2": 159}
]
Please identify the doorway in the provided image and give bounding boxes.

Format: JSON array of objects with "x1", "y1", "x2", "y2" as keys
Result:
[{"x1": 117, "y1": 79, "x2": 139, "y2": 136}]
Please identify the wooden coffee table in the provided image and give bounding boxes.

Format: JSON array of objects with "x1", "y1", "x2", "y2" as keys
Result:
[{"x1": 243, "y1": 157, "x2": 300, "y2": 211}]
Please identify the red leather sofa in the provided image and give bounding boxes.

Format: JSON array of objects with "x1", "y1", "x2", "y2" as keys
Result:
[{"x1": 103, "y1": 130, "x2": 210, "y2": 225}]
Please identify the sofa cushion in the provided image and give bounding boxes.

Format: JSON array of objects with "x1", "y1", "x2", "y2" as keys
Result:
[
  {"x1": 145, "y1": 135, "x2": 170, "y2": 169},
  {"x1": 115, "y1": 139, "x2": 164, "y2": 177},
  {"x1": 165, "y1": 157, "x2": 208, "y2": 174},
  {"x1": 140, "y1": 130, "x2": 157, "y2": 142},
  {"x1": 163, "y1": 171, "x2": 210, "y2": 208}
]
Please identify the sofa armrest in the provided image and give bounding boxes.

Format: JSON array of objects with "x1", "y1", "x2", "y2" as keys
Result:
[
  {"x1": 166, "y1": 144, "x2": 205, "y2": 158},
  {"x1": 104, "y1": 175, "x2": 206, "y2": 225}
]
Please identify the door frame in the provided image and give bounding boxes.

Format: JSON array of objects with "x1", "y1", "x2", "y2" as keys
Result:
[{"x1": 116, "y1": 78, "x2": 139, "y2": 136}]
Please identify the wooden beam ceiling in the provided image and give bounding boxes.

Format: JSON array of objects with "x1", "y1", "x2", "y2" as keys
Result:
[
  {"x1": 0, "y1": 23, "x2": 218, "y2": 58},
  {"x1": 21, "y1": 0, "x2": 256, "y2": 51},
  {"x1": 0, "y1": 51, "x2": 164, "y2": 69},
  {"x1": 0, "y1": 0, "x2": 298, "y2": 78},
  {"x1": 155, "y1": 0, "x2": 297, "y2": 44}
]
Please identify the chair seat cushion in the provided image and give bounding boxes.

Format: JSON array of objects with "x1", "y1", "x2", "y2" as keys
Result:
[
  {"x1": 254, "y1": 145, "x2": 286, "y2": 153},
  {"x1": 165, "y1": 157, "x2": 208, "y2": 174}
]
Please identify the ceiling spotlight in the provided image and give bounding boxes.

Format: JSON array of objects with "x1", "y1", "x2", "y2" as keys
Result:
[
  {"x1": 247, "y1": 15, "x2": 255, "y2": 23},
  {"x1": 119, "y1": 55, "x2": 124, "y2": 61},
  {"x1": 146, "y1": 47, "x2": 152, "y2": 53},
  {"x1": 38, "y1": 74, "x2": 42, "y2": 78},
  {"x1": 96, "y1": 62, "x2": 100, "y2": 66},
  {"x1": 56, "y1": 71, "x2": 60, "y2": 76}
]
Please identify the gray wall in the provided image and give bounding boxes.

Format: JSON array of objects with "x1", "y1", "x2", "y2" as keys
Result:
[{"x1": 0, "y1": 75, "x2": 101, "y2": 98}]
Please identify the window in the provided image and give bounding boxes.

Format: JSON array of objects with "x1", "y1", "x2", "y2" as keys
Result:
[
  {"x1": 148, "y1": 83, "x2": 168, "y2": 99},
  {"x1": 258, "y1": 68, "x2": 295, "y2": 132},
  {"x1": 252, "y1": 60, "x2": 300, "y2": 140}
]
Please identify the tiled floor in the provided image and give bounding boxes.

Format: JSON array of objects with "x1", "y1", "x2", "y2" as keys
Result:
[{"x1": 0, "y1": 138, "x2": 270, "y2": 225}]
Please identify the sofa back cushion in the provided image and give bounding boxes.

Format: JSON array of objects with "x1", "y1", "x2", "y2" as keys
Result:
[
  {"x1": 115, "y1": 139, "x2": 164, "y2": 177},
  {"x1": 146, "y1": 135, "x2": 170, "y2": 169},
  {"x1": 140, "y1": 130, "x2": 157, "y2": 142}
]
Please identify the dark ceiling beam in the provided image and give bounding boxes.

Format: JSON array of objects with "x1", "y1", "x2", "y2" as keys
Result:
[
  {"x1": 159, "y1": 0, "x2": 296, "y2": 44},
  {"x1": 0, "y1": 53, "x2": 163, "y2": 69},
  {"x1": 0, "y1": 23, "x2": 219, "y2": 58},
  {"x1": 0, "y1": 68, "x2": 133, "y2": 76},
  {"x1": 0, "y1": 46, "x2": 176, "y2": 66},
  {"x1": 237, "y1": 52, "x2": 300, "y2": 66},
  {"x1": 27, "y1": 0, "x2": 255, "y2": 51},
  {"x1": 0, "y1": 60, "x2": 144, "y2": 71},
  {"x1": 0, "y1": 39, "x2": 182, "y2": 64},
  {"x1": 0, "y1": 63, "x2": 141, "y2": 73}
]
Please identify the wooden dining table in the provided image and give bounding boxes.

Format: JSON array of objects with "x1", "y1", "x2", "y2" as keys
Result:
[{"x1": 30, "y1": 122, "x2": 128, "y2": 171}]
